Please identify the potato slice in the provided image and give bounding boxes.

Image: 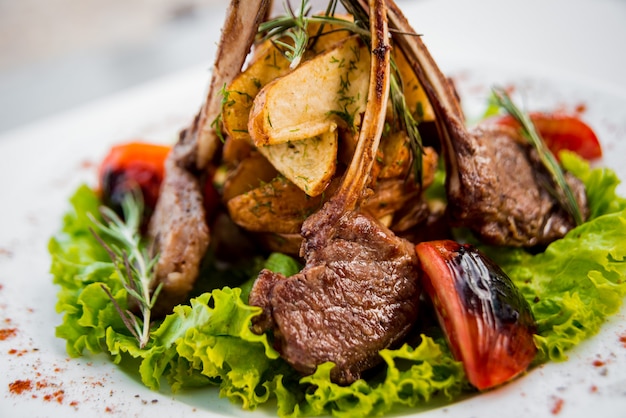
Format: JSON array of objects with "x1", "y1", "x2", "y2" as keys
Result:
[
  {"x1": 227, "y1": 177, "x2": 338, "y2": 234},
  {"x1": 222, "y1": 18, "x2": 354, "y2": 144},
  {"x1": 222, "y1": 152, "x2": 278, "y2": 202},
  {"x1": 378, "y1": 131, "x2": 412, "y2": 179},
  {"x1": 304, "y1": 14, "x2": 354, "y2": 54},
  {"x1": 254, "y1": 232, "x2": 303, "y2": 256},
  {"x1": 248, "y1": 35, "x2": 370, "y2": 146},
  {"x1": 257, "y1": 129, "x2": 338, "y2": 196},
  {"x1": 222, "y1": 42, "x2": 292, "y2": 143}
]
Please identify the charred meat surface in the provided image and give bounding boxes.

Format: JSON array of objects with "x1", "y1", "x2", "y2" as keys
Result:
[
  {"x1": 249, "y1": 0, "x2": 421, "y2": 384},
  {"x1": 250, "y1": 209, "x2": 420, "y2": 384},
  {"x1": 196, "y1": 0, "x2": 273, "y2": 169},
  {"x1": 147, "y1": 155, "x2": 209, "y2": 317},
  {"x1": 416, "y1": 240, "x2": 537, "y2": 390},
  {"x1": 446, "y1": 123, "x2": 588, "y2": 246}
]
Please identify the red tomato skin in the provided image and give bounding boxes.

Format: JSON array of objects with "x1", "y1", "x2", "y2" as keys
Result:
[
  {"x1": 415, "y1": 240, "x2": 537, "y2": 390},
  {"x1": 98, "y1": 141, "x2": 220, "y2": 227},
  {"x1": 495, "y1": 112, "x2": 602, "y2": 161},
  {"x1": 98, "y1": 142, "x2": 171, "y2": 217}
]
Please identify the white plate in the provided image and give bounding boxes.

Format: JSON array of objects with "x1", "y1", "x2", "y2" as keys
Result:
[{"x1": 1, "y1": 1, "x2": 626, "y2": 417}]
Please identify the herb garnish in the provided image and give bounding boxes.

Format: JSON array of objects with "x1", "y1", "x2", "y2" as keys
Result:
[
  {"x1": 259, "y1": 0, "x2": 425, "y2": 183},
  {"x1": 492, "y1": 87, "x2": 584, "y2": 225},
  {"x1": 390, "y1": 64, "x2": 424, "y2": 186},
  {"x1": 88, "y1": 191, "x2": 162, "y2": 349},
  {"x1": 258, "y1": 0, "x2": 312, "y2": 69}
]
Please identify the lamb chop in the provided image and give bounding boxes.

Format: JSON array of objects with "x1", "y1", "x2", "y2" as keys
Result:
[
  {"x1": 147, "y1": 0, "x2": 272, "y2": 315},
  {"x1": 249, "y1": 0, "x2": 422, "y2": 385},
  {"x1": 373, "y1": 0, "x2": 588, "y2": 247}
]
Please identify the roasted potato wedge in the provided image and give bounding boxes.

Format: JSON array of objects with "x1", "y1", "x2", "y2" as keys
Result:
[
  {"x1": 227, "y1": 176, "x2": 339, "y2": 234},
  {"x1": 222, "y1": 18, "x2": 354, "y2": 145},
  {"x1": 254, "y1": 232, "x2": 303, "y2": 256},
  {"x1": 222, "y1": 152, "x2": 279, "y2": 202},
  {"x1": 222, "y1": 42, "x2": 292, "y2": 143},
  {"x1": 248, "y1": 35, "x2": 370, "y2": 146},
  {"x1": 222, "y1": 132, "x2": 255, "y2": 165},
  {"x1": 257, "y1": 129, "x2": 338, "y2": 197},
  {"x1": 378, "y1": 131, "x2": 413, "y2": 179}
]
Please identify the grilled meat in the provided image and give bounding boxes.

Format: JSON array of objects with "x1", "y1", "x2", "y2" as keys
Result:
[{"x1": 380, "y1": 0, "x2": 588, "y2": 246}]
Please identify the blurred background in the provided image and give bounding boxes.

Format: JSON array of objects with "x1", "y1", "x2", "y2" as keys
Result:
[
  {"x1": 0, "y1": 0, "x2": 231, "y2": 133},
  {"x1": 0, "y1": 0, "x2": 624, "y2": 135},
  {"x1": 0, "y1": 0, "x2": 340, "y2": 134}
]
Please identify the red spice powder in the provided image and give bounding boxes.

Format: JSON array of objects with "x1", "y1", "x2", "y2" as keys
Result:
[
  {"x1": 0, "y1": 328, "x2": 17, "y2": 340},
  {"x1": 43, "y1": 390, "x2": 65, "y2": 404},
  {"x1": 619, "y1": 333, "x2": 626, "y2": 348},
  {"x1": 35, "y1": 381, "x2": 50, "y2": 390},
  {"x1": 9, "y1": 380, "x2": 33, "y2": 395},
  {"x1": 593, "y1": 359, "x2": 606, "y2": 367},
  {"x1": 80, "y1": 159, "x2": 96, "y2": 170},
  {"x1": 551, "y1": 397, "x2": 564, "y2": 415},
  {"x1": 575, "y1": 103, "x2": 587, "y2": 114},
  {"x1": 8, "y1": 348, "x2": 29, "y2": 356},
  {"x1": 590, "y1": 385, "x2": 598, "y2": 393}
]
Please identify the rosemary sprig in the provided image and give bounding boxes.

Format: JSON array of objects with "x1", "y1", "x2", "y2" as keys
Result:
[
  {"x1": 258, "y1": 0, "x2": 369, "y2": 69},
  {"x1": 88, "y1": 191, "x2": 162, "y2": 349},
  {"x1": 390, "y1": 64, "x2": 424, "y2": 186},
  {"x1": 211, "y1": 83, "x2": 232, "y2": 143},
  {"x1": 492, "y1": 87, "x2": 584, "y2": 226},
  {"x1": 259, "y1": 0, "x2": 312, "y2": 69},
  {"x1": 342, "y1": 0, "x2": 424, "y2": 183}
]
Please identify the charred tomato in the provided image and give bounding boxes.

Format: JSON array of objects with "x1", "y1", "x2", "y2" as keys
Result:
[
  {"x1": 98, "y1": 141, "x2": 220, "y2": 226},
  {"x1": 98, "y1": 142, "x2": 170, "y2": 223},
  {"x1": 415, "y1": 240, "x2": 536, "y2": 390}
]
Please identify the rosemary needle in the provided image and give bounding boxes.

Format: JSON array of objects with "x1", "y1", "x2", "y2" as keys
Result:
[
  {"x1": 259, "y1": 0, "x2": 312, "y2": 69},
  {"x1": 88, "y1": 191, "x2": 162, "y2": 349}
]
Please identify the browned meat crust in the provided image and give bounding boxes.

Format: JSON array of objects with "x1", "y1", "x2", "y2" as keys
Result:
[
  {"x1": 147, "y1": 0, "x2": 271, "y2": 315},
  {"x1": 381, "y1": 0, "x2": 588, "y2": 247},
  {"x1": 250, "y1": 209, "x2": 420, "y2": 384},
  {"x1": 147, "y1": 153, "x2": 209, "y2": 317},
  {"x1": 446, "y1": 123, "x2": 588, "y2": 246}
]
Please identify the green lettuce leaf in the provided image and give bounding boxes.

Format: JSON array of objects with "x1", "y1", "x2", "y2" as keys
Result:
[
  {"x1": 295, "y1": 336, "x2": 465, "y2": 418},
  {"x1": 560, "y1": 150, "x2": 626, "y2": 217},
  {"x1": 49, "y1": 185, "x2": 128, "y2": 356},
  {"x1": 50, "y1": 150, "x2": 626, "y2": 418}
]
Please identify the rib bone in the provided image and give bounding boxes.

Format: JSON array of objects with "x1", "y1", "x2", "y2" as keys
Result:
[
  {"x1": 148, "y1": 0, "x2": 271, "y2": 315},
  {"x1": 195, "y1": 0, "x2": 273, "y2": 169},
  {"x1": 326, "y1": 0, "x2": 391, "y2": 216}
]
